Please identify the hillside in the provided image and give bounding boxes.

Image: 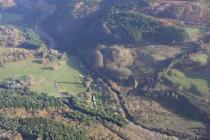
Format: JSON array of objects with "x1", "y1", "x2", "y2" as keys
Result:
[{"x1": 0, "y1": 0, "x2": 210, "y2": 139}]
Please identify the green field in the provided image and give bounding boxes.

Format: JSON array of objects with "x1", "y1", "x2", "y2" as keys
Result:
[
  {"x1": 0, "y1": 12, "x2": 23, "y2": 24},
  {"x1": 0, "y1": 56, "x2": 86, "y2": 97},
  {"x1": 166, "y1": 69, "x2": 210, "y2": 100}
]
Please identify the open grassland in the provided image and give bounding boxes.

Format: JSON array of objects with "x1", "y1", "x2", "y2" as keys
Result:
[
  {"x1": 166, "y1": 68, "x2": 210, "y2": 100},
  {"x1": 0, "y1": 56, "x2": 86, "y2": 97},
  {"x1": 131, "y1": 45, "x2": 185, "y2": 78},
  {"x1": 0, "y1": 12, "x2": 23, "y2": 24},
  {"x1": 165, "y1": 52, "x2": 210, "y2": 100}
]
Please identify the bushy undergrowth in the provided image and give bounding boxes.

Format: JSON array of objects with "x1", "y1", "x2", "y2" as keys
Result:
[
  {"x1": 0, "y1": 90, "x2": 64, "y2": 110},
  {"x1": 0, "y1": 116, "x2": 87, "y2": 140}
]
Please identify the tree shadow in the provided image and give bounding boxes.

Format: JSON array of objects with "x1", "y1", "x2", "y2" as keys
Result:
[
  {"x1": 32, "y1": 59, "x2": 42, "y2": 64},
  {"x1": 17, "y1": 42, "x2": 39, "y2": 50},
  {"x1": 66, "y1": 55, "x2": 81, "y2": 71},
  {"x1": 188, "y1": 85, "x2": 202, "y2": 97}
]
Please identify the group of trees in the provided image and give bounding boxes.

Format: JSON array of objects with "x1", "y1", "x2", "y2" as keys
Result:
[
  {"x1": 66, "y1": 110, "x2": 95, "y2": 125},
  {"x1": 36, "y1": 47, "x2": 66, "y2": 63},
  {"x1": 0, "y1": 48, "x2": 32, "y2": 64},
  {"x1": 61, "y1": 0, "x2": 101, "y2": 18},
  {"x1": 105, "y1": 63, "x2": 132, "y2": 80},
  {"x1": 0, "y1": 90, "x2": 64, "y2": 110},
  {"x1": 67, "y1": 97, "x2": 126, "y2": 126},
  {"x1": 0, "y1": 116, "x2": 87, "y2": 140},
  {"x1": 0, "y1": 90, "x2": 90, "y2": 140},
  {"x1": 113, "y1": 0, "x2": 151, "y2": 9},
  {"x1": 21, "y1": 28, "x2": 47, "y2": 49},
  {"x1": 106, "y1": 11, "x2": 188, "y2": 45},
  {"x1": 85, "y1": 10, "x2": 189, "y2": 45}
]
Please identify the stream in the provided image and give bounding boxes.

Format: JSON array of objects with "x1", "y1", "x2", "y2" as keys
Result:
[{"x1": 34, "y1": 14, "x2": 56, "y2": 49}]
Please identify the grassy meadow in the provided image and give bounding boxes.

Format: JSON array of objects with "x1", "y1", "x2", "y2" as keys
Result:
[
  {"x1": 164, "y1": 51, "x2": 210, "y2": 100},
  {"x1": 0, "y1": 56, "x2": 86, "y2": 97},
  {"x1": 167, "y1": 69, "x2": 210, "y2": 97}
]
